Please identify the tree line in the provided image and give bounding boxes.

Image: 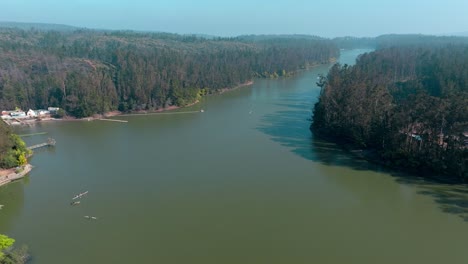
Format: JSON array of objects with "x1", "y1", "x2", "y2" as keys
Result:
[
  {"x1": 312, "y1": 45, "x2": 468, "y2": 181},
  {"x1": 0, "y1": 28, "x2": 338, "y2": 117},
  {"x1": 332, "y1": 34, "x2": 468, "y2": 50}
]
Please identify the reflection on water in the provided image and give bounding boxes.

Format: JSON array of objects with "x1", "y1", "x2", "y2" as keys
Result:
[
  {"x1": 398, "y1": 177, "x2": 468, "y2": 222},
  {"x1": 259, "y1": 100, "x2": 468, "y2": 222},
  {"x1": 257, "y1": 49, "x2": 468, "y2": 223}
]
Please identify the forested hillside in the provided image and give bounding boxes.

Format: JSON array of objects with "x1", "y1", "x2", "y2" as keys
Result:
[
  {"x1": 0, "y1": 28, "x2": 338, "y2": 117},
  {"x1": 0, "y1": 21, "x2": 79, "y2": 32},
  {"x1": 375, "y1": 34, "x2": 468, "y2": 48},
  {"x1": 312, "y1": 45, "x2": 468, "y2": 181},
  {"x1": 332, "y1": 36, "x2": 376, "y2": 49},
  {"x1": 332, "y1": 34, "x2": 468, "y2": 50}
]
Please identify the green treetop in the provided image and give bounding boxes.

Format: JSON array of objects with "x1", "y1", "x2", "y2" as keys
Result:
[{"x1": 0, "y1": 234, "x2": 15, "y2": 260}]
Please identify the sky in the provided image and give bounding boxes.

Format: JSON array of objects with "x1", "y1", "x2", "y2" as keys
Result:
[{"x1": 2, "y1": 0, "x2": 468, "y2": 37}]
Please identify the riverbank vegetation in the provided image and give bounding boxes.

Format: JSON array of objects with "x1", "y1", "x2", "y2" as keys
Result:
[
  {"x1": 312, "y1": 44, "x2": 468, "y2": 181},
  {"x1": 0, "y1": 122, "x2": 31, "y2": 169},
  {"x1": 0, "y1": 234, "x2": 29, "y2": 264},
  {"x1": 0, "y1": 28, "x2": 338, "y2": 117}
]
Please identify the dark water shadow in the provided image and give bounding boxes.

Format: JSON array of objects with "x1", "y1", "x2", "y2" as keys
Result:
[
  {"x1": 395, "y1": 176, "x2": 468, "y2": 222},
  {"x1": 257, "y1": 102, "x2": 468, "y2": 222}
]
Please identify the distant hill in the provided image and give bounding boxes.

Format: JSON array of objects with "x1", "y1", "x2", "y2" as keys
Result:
[
  {"x1": 0, "y1": 28, "x2": 338, "y2": 117},
  {"x1": 375, "y1": 34, "x2": 468, "y2": 48},
  {"x1": 0, "y1": 22, "x2": 223, "y2": 38},
  {"x1": 332, "y1": 34, "x2": 468, "y2": 50},
  {"x1": 332, "y1": 36, "x2": 377, "y2": 49},
  {"x1": 451, "y1": 32, "x2": 468, "y2": 37},
  {"x1": 189, "y1": 33, "x2": 219, "y2": 39},
  {"x1": 0, "y1": 21, "x2": 81, "y2": 31},
  {"x1": 237, "y1": 34, "x2": 325, "y2": 42}
]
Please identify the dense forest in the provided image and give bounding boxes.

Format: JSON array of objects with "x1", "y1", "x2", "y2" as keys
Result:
[
  {"x1": 0, "y1": 28, "x2": 338, "y2": 117},
  {"x1": 312, "y1": 45, "x2": 468, "y2": 181},
  {"x1": 375, "y1": 34, "x2": 468, "y2": 49},
  {"x1": 332, "y1": 34, "x2": 468, "y2": 50}
]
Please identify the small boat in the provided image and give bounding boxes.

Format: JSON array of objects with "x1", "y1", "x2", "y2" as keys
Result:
[
  {"x1": 70, "y1": 201, "x2": 81, "y2": 206},
  {"x1": 84, "y1": 216, "x2": 90, "y2": 219},
  {"x1": 72, "y1": 191, "x2": 89, "y2": 200}
]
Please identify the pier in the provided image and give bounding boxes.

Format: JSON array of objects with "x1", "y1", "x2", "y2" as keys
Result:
[
  {"x1": 98, "y1": 118, "x2": 128, "y2": 123},
  {"x1": 118, "y1": 110, "x2": 203, "y2": 117},
  {"x1": 27, "y1": 138, "x2": 56, "y2": 150},
  {"x1": 19, "y1": 132, "x2": 48, "y2": 137}
]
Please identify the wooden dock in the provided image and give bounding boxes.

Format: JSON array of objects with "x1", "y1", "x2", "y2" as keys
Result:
[
  {"x1": 19, "y1": 132, "x2": 48, "y2": 137},
  {"x1": 13, "y1": 118, "x2": 27, "y2": 125},
  {"x1": 98, "y1": 118, "x2": 128, "y2": 123},
  {"x1": 118, "y1": 110, "x2": 202, "y2": 117},
  {"x1": 27, "y1": 138, "x2": 56, "y2": 150}
]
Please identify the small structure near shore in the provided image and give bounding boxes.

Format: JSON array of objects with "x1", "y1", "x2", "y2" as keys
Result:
[
  {"x1": 27, "y1": 138, "x2": 56, "y2": 150},
  {"x1": 98, "y1": 118, "x2": 128, "y2": 123},
  {"x1": 1, "y1": 107, "x2": 56, "y2": 125}
]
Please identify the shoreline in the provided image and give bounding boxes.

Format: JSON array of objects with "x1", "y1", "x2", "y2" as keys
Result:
[
  {"x1": 313, "y1": 131, "x2": 463, "y2": 184},
  {"x1": 214, "y1": 80, "x2": 254, "y2": 95},
  {"x1": 6, "y1": 80, "x2": 255, "y2": 124},
  {"x1": 99, "y1": 80, "x2": 254, "y2": 118},
  {"x1": 0, "y1": 164, "x2": 33, "y2": 188},
  {"x1": 4, "y1": 61, "x2": 332, "y2": 126}
]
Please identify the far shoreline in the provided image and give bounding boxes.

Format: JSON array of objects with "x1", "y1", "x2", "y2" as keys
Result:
[
  {"x1": 8, "y1": 63, "x2": 335, "y2": 125},
  {"x1": 17, "y1": 80, "x2": 255, "y2": 123},
  {"x1": 312, "y1": 131, "x2": 464, "y2": 184},
  {"x1": 97, "y1": 80, "x2": 254, "y2": 119},
  {"x1": 6, "y1": 60, "x2": 332, "y2": 126}
]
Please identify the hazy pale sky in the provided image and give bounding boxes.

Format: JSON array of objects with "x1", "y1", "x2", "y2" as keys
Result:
[{"x1": 2, "y1": 0, "x2": 468, "y2": 37}]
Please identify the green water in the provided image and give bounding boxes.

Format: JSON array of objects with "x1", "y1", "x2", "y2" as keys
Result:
[{"x1": 2, "y1": 49, "x2": 468, "y2": 263}]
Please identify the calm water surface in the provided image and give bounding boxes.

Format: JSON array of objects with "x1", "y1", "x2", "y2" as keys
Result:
[{"x1": 2, "y1": 49, "x2": 468, "y2": 263}]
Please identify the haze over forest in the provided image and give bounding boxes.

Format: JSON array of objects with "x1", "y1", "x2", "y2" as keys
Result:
[{"x1": 2, "y1": 0, "x2": 468, "y2": 37}]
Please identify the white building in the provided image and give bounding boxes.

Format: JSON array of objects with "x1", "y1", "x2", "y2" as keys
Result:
[
  {"x1": 27, "y1": 109, "x2": 37, "y2": 117},
  {"x1": 37, "y1": 110, "x2": 50, "y2": 116}
]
